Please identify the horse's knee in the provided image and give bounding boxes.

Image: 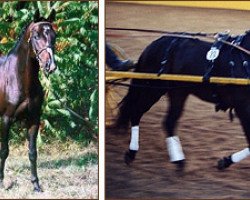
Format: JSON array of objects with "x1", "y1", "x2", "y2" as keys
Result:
[
  {"x1": 29, "y1": 150, "x2": 37, "y2": 162},
  {"x1": 0, "y1": 148, "x2": 9, "y2": 160},
  {"x1": 166, "y1": 109, "x2": 182, "y2": 124}
]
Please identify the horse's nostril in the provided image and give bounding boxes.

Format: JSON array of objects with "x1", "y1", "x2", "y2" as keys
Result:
[
  {"x1": 45, "y1": 61, "x2": 50, "y2": 70},
  {"x1": 49, "y1": 67, "x2": 56, "y2": 74}
]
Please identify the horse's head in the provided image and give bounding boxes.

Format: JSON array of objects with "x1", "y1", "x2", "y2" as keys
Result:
[{"x1": 27, "y1": 9, "x2": 57, "y2": 75}]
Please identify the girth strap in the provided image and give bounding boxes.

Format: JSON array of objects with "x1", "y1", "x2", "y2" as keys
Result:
[{"x1": 203, "y1": 33, "x2": 230, "y2": 82}]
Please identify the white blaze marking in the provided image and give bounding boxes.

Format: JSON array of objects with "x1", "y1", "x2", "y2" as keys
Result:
[
  {"x1": 129, "y1": 126, "x2": 139, "y2": 151},
  {"x1": 166, "y1": 136, "x2": 185, "y2": 162},
  {"x1": 231, "y1": 148, "x2": 250, "y2": 163}
]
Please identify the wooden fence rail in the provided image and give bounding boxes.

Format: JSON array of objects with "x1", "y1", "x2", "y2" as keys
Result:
[{"x1": 106, "y1": 71, "x2": 250, "y2": 85}]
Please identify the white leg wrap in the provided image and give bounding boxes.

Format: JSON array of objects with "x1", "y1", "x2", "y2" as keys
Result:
[
  {"x1": 129, "y1": 126, "x2": 139, "y2": 151},
  {"x1": 166, "y1": 136, "x2": 185, "y2": 162},
  {"x1": 231, "y1": 148, "x2": 250, "y2": 163}
]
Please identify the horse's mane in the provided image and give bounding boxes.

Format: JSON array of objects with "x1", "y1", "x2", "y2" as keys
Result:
[{"x1": 8, "y1": 23, "x2": 30, "y2": 55}]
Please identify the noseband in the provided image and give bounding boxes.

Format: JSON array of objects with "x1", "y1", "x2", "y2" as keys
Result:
[{"x1": 33, "y1": 46, "x2": 53, "y2": 63}]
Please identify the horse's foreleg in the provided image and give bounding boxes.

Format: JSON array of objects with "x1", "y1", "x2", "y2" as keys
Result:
[
  {"x1": 0, "y1": 116, "x2": 10, "y2": 188},
  {"x1": 164, "y1": 92, "x2": 188, "y2": 169},
  {"x1": 218, "y1": 105, "x2": 250, "y2": 170},
  {"x1": 27, "y1": 123, "x2": 42, "y2": 192}
]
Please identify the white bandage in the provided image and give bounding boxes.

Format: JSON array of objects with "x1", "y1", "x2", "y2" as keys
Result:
[
  {"x1": 231, "y1": 148, "x2": 250, "y2": 163},
  {"x1": 166, "y1": 136, "x2": 185, "y2": 162},
  {"x1": 129, "y1": 126, "x2": 139, "y2": 151}
]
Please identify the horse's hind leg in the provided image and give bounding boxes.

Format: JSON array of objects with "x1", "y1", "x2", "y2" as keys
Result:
[
  {"x1": 27, "y1": 120, "x2": 42, "y2": 192},
  {"x1": 125, "y1": 88, "x2": 166, "y2": 165},
  {"x1": 164, "y1": 91, "x2": 188, "y2": 169},
  {"x1": 218, "y1": 104, "x2": 250, "y2": 170},
  {"x1": 0, "y1": 116, "x2": 11, "y2": 188}
]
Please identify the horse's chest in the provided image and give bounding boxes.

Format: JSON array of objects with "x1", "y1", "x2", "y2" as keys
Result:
[{"x1": 7, "y1": 89, "x2": 21, "y2": 105}]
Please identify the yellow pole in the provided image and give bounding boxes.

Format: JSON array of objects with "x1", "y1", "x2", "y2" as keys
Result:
[{"x1": 106, "y1": 71, "x2": 250, "y2": 85}]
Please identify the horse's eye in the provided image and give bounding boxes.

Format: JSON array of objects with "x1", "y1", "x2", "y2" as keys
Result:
[
  {"x1": 33, "y1": 35, "x2": 39, "y2": 40},
  {"x1": 44, "y1": 29, "x2": 49, "y2": 36}
]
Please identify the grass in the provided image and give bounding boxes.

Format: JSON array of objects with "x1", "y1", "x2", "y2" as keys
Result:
[{"x1": 0, "y1": 140, "x2": 98, "y2": 199}]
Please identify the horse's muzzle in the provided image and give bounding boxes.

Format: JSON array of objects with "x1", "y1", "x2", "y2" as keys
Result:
[
  {"x1": 44, "y1": 59, "x2": 57, "y2": 75},
  {"x1": 47, "y1": 60, "x2": 57, "y2": 74},
  {"x1": 41, "y1": 47, "x2": 57, "y2": 75}
]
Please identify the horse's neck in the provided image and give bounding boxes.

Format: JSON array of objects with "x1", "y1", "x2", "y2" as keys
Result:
[{"x1": 14, "y1": 41, "x2": 40, "y2": 96}]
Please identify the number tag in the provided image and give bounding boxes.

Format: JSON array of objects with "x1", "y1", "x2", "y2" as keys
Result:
[{"x1": 206, "y1": 47, "x2": 220, "y2": 61}]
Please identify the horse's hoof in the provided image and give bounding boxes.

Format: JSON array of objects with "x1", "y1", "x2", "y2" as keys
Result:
[
  {"x1": 124, "y1": 150, "x2": 137, "y2": 165},
  {"x1": 34, "y1": 186, "x2": 43, "y2": 192},
  {"x1": 33, "y1": 183, "x2": 43, "y2": 192},
  {"x1": 217, "y1": 156, "x2": 233, "y2": 170},
  {"x1": 173, "y1": 160, "x2": 185, "y2": 171}
]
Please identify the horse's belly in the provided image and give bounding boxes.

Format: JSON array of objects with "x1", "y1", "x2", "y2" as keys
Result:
[{"x1": 192, "y1": 87, "x2": 218, "y2": 104}]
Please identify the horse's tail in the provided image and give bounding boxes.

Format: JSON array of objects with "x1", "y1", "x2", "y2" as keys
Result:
[
  {"x1": 116, "y1": 64, "x2": 138, "y2": 128},
  {"x1": 116, "y1": 93, "x2": 131, "y2": 128}
]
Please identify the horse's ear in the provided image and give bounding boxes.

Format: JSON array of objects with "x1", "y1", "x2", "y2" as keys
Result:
[
  {"x1": 47, "y1": 9, "x2": 56, "y2": 22},
  {"x1": 34, "y1": 9, "x2": 40, "y2": 22}
]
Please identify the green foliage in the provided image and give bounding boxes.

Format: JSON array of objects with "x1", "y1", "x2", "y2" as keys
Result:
[{"x1": 0, "y1": 1, "x2": 98, "y2": 144}]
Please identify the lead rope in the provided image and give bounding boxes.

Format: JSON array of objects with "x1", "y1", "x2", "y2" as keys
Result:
[
  {"x1": 41, "y1": 73, "x2": 86, "y2": 122},
  {"x1": 41, "y1": 69, "x2": 96, "y2": 136}
]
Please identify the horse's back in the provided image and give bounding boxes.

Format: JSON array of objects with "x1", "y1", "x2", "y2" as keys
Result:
[
  {"x1": 136, "y1": 36, "x2": 176, "y2": 72},
  {"x1": 137, "y1": 36, "x2": 212, "y2": 75}
]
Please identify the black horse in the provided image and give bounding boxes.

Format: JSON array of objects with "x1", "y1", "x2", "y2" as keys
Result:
[
  {"x1": 117, "y1": 31, "x2": 250, "y2": 170},
  {"x1": 0, "y1": 10, "x2": 56, "y2": 192}
]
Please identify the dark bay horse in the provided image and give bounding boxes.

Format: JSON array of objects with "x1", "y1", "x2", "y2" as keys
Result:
[
  {"x1": 0, "y1": 10, "x2": 56, "y2": 192},
  {"x1": 117, "y1": 31, "x2": 250, "y2": 170}
]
